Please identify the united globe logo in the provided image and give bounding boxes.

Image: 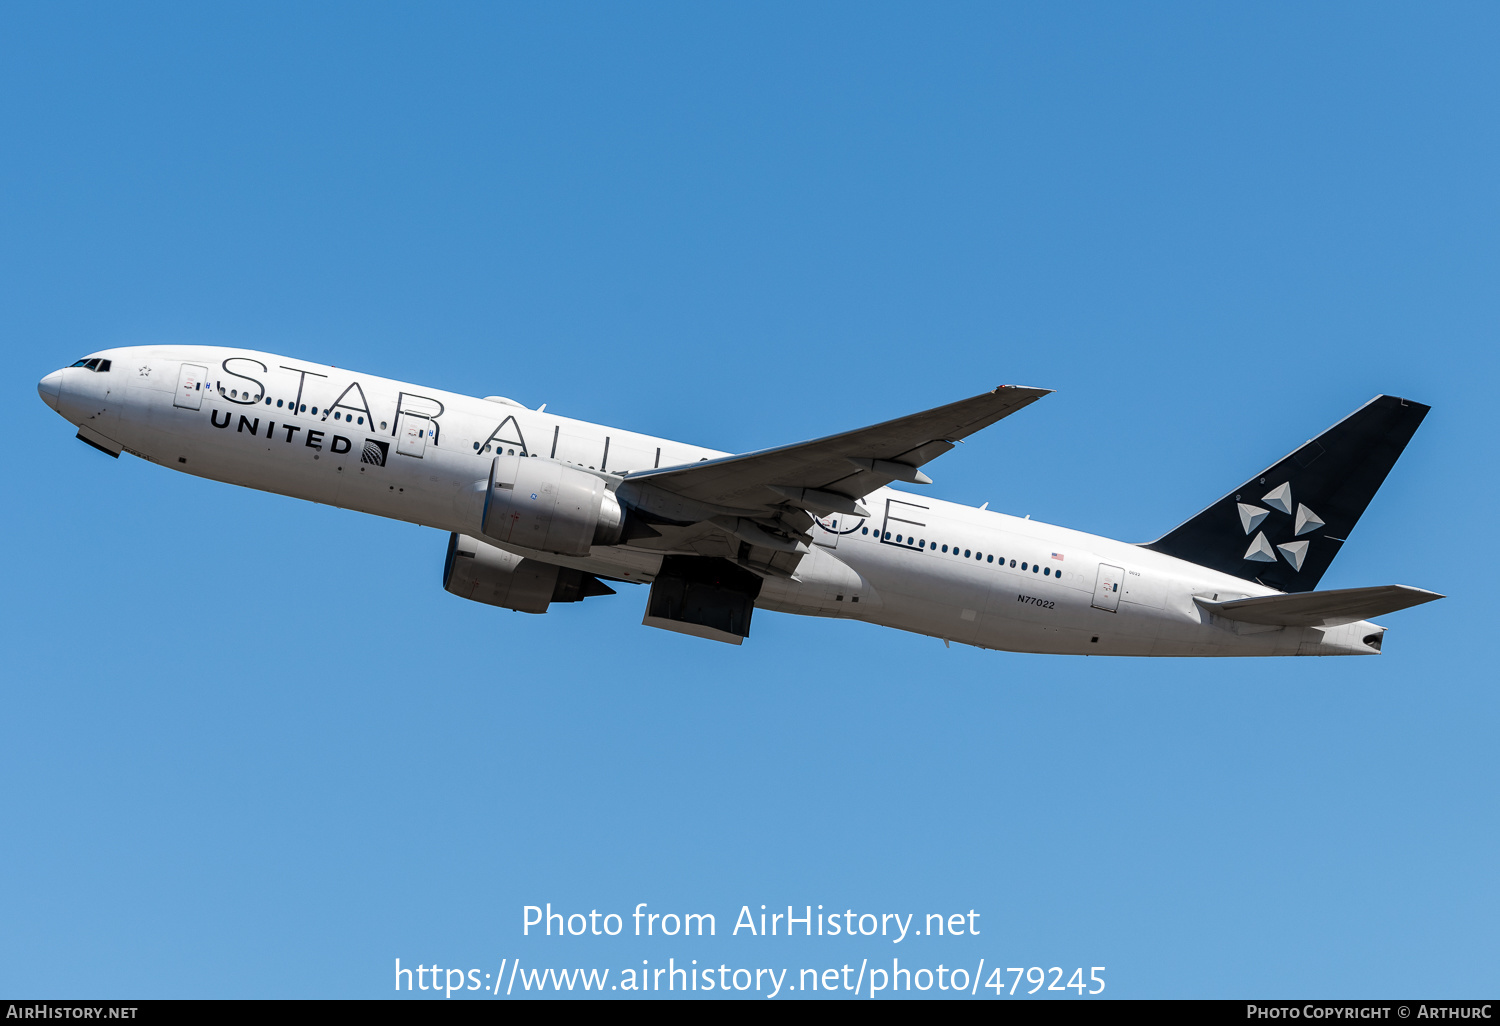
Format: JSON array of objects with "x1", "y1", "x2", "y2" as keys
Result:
[{"x1": 361, "y1": 438, "x2": 389, "y2": 467}]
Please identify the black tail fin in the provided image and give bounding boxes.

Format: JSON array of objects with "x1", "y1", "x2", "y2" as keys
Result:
[{"x1": 1142, "y1": 395, "x2": 1429, "y2": 592}]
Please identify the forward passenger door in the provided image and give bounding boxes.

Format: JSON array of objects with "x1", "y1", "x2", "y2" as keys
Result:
[{"x1": 174, "y1": 364, "x2": 208, "y2": 410}]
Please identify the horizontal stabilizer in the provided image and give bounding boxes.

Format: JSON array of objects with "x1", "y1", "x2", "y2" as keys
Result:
[{"x1": 1196, "y1": 585, "x2": 1443, "y2": 627}]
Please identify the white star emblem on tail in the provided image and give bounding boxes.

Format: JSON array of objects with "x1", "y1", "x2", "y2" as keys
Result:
[
  {"x1": 1244, "y1": 531, "x2": 1277, "y2": 562},
  {"x1": 1238, "y1": 503, "x2": 1270, "y2": 534},
  {"x1": 1238, "y1": 486, "x2": 1320, "y2": 570},
  {"x1": 1262, "y1": 482, "x2": 1293, "y2": 514},
  {"x1": 1294, "y1": 503, "x2": 1324, "y2": 536},
  {"x1": 1277, "y1": 539, "x2": 1310, "y2": 570}
]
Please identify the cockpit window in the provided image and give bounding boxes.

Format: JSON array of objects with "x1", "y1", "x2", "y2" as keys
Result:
[
  {"x1": 70, "y1": 358, "x2": 91, "y2": 367},
  {"x1": 69, "y1": 358, "x2": 111, "y2": 372}
]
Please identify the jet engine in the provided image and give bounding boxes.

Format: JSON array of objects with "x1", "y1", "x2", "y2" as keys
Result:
[
  {"x1": 479, "y1": 454, "x2": 624, "y2": 556},
  {"x1": 443, "y1": 533, "x2": 616, "y2": 614}
]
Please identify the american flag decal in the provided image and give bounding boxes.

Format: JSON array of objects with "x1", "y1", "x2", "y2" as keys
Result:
[{"x1": 1051, "y1": 552, "x2": 1064, "y2": 560}]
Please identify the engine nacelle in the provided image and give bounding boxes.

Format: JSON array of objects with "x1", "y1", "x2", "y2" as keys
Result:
[
  {"x1": 443, "y1": 533, "x2": 616, "y2": 614},
  {"x1": 480, "y1": 454, "x2": 624, "y2": 556}
]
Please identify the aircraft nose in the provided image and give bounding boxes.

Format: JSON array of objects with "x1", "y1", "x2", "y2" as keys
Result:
[{"x1": 38, "y1": 369, "x2": 63, "y2": 411}]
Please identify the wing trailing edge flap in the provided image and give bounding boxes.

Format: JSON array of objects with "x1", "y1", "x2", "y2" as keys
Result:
[{"x1": 1195, "y1": 585, "x2": 1443, "y2": 627}]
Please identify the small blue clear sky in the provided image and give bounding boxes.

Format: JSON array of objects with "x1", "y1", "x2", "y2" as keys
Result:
[{"x1": 2, "y1": 1, "x2": 1496, "y2": 999}]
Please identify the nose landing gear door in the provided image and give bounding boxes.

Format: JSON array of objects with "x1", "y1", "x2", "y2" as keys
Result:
[{"x1": 1092, "y1": 563, "x2": 1124, "y2": 612}]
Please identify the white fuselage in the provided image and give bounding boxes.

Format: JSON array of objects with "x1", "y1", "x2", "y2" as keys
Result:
[{"x1": 40, "y1": 345, "x2": 1383, "y2": 656}]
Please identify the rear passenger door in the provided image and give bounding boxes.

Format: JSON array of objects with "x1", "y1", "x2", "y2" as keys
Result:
[{"x1": 1092, "y1": 564, "x2": 1123, "y2": 612}]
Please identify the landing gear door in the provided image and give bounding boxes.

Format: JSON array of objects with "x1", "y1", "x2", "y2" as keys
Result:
[
  {"x1": 1092, "y1": 563, "x2": 1124, "y2": 612},
  {"x1": 396, "y1": 413, "x2": 429, "y2": 458},
  {"x1": 174, "y1": 363, "x2": 207, "y2": 410}
]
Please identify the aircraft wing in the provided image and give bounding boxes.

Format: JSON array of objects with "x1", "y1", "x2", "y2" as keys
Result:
[
  {"x1": 616, "y1": 385, "x2": 1051, "y2": 577},
  {"x1": 624, "y1": 385, "x2": 1051, "y2": 513},
  {"x1": 1195, "y1": 585, "x2": 1443, "y2": 627}
]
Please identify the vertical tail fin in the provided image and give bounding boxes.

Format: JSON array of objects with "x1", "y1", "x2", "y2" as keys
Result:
[{"x1": 1141, "y1": 395, "x2": 1429, "y2": 592}]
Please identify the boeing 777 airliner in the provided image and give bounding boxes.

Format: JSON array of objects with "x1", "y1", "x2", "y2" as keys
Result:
[{"x1": 37, "y1": 347, "x2": 1440, "y2": 654}]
